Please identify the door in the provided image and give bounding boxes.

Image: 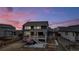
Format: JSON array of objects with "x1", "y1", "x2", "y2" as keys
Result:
[{"x1": 75, "y1": 32, "x2": 79, "y2": 41}]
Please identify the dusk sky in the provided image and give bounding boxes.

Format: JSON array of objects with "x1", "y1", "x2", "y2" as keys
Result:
[{"x1": 0, "y1": 7, "x2": 79, "y2": 30}]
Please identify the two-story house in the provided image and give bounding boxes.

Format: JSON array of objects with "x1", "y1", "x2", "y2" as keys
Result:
[
  {"x1": 23, "y1": 21, "x2": 49, "y2": 48},
  {"x1": 54, "y1": 25, "x2": 79, "y2": 42},
  {"x1": 0, "y1": 24, "x2": 16, "y2": 40}
]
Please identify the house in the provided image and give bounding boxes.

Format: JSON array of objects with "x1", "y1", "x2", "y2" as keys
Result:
[
  {"x1": 16, "y1": 30, "x2": 23, "y2": 40},
  {"x1": 0, "y1": 24, "x2": 16, "y2": 40},
  {"x1": 48, "y1": 27, "x2": 53, "y2": 39},
  {"x1": 23, "y1": 21, "x2": 49, "y2": 48},
  {"x1": 54, "y1": 25, "x2": 79, "y2": 42}
]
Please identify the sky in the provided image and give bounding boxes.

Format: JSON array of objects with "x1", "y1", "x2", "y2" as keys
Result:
[{"x1": 0, "y1": 7, "x2": 79, "y2": 30}]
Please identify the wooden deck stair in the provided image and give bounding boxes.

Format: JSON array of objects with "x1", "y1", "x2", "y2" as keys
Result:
[
  {"x1": 48, "y1": 44, "x2": 54, "y2": 48},
  {"x1": 47, "y1": 39, "x2": 55, "y2": 48}
]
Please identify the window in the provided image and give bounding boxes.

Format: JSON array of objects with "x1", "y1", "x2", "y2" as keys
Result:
[
  {"x1": 13, "y1": 32, "x2": 16, "y2": 35},
  {"x1": 39, "y1": 39, "x2": 45, "y2": 42},
  {"x1": 24, "y1": 31, "x2": 30, "y2": 36},
  {"x1": 37, "y1": 26, "x2": 41, "y2": 29},
  {"x1": 31, "y1": 32, "x2": 34, "y2": 36},
  {"x1": 34, "y1": 26, "x2": 41, "y2": 29},
  {"x1": 76, "y1": 32, "x2": 78, "y2": 36},
  {"x1": 73, "y1": 32, "x2": 75, "y2": 36},
  {"x1": 41, "y1": 26, "x2": 47, "y2": 29},
  {"x1": 38, "y1": 32, "x2": 44, "y2": 36},
  {"x1": 6, "y1": 31, "x2": 13, "y2": 36},
  {"x1": 31, "y1": 26, "x2": 34, "y2": 29},
  {"x1": 25, "y1": 26, "x2": 31, "y2": 30},
  {"x1": 34, "y1": 27, "x2": 36, "y2": 29}
]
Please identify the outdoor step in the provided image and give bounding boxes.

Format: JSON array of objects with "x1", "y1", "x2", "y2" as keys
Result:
[{"x1": 48, "y1": 46, "x2": 53, "y2": 47}]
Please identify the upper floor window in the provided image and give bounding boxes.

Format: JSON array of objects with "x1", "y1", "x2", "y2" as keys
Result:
[
  {"x1": 31, "y1": 26, "x2": 34, "y2": 29},
  {"x1": 34, "y1": 26, "x2": 41, "y2": 29},
  {"x1": 41, "y1": 26, "x2": 47, "y2": 29},
  {"x1": 37, "y1": 26, "x2": 41, "y2": 29},
  {"x1": 25, "y1": 26, "x2": 31, "y2": 30}
]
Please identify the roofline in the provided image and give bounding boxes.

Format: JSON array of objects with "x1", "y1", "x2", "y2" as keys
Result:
[
  {"x1": 23, "y1": 21, "x2": 48, "y2": 26},
  {"x1": 0, "y1": 24, "x2": 16, "y2": 29}
]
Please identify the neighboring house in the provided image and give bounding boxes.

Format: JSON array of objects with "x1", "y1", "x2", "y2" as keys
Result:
[
  {"x1": 16, "y1": 30, "x2": 23, "y2": 40},
  {"x1": 23, "y1": 21, "x2": 49, "y2": 48},
  {"x1": 54, "y1": 25, "x2": 79, "y2": 42},
  {"x1": 48, "y1": 27, "x2": 53, "y2": 39},
  {"x1": 0, "y1": 24, "x2": 16, "y2": 39}
]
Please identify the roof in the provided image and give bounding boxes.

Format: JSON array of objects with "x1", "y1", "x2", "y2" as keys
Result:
[
  {"x1": 0, "y1": 24, "x2": 16, "y2": 30},
  {"x1": 23, "y1": 21, "x2": 48, "y2": 26},
  {"x1": 56, "y1": 25, "x2": 79, "y2": 32}
]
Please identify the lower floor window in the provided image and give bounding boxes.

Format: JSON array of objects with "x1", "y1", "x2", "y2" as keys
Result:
[
  {"x1": 38, "y1": 32, "x2": 44, "y2": 36},
  {"x1": 31, "y1": 32, "x2": 34, "y2": 36},
  {"x1": 39, "y1": 39, "x2": 45, "y2": 42}
]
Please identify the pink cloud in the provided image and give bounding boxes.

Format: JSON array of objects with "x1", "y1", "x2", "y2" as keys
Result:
[
  {"x1": 0, "y1": 8, "x2": 37, "y2": 30},
  {"x1": 0, "y1": 12, "x2": 36, "y2": 19},
  {"x1": 50, "y1": 19, "x2": 79, "y2": 28}
]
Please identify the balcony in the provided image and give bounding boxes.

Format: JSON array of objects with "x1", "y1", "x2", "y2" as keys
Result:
[{"x1": 24, "y1": 26, "x2": 48, "y2": 30}]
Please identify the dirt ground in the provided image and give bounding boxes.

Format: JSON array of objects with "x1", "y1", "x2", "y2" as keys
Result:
[
  {"x1": 0, "y1": 35, "x2": 70, "y2": 51},
  {"x1": 0, "y1": 40, "x2": 57, "y2": 51}
]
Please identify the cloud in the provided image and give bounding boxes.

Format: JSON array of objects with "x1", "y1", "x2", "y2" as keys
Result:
[
  {"x1": 0, "y1": 7, "x2": 37, "y2": 30},
  {"x1": 50, "y1": 19, "x2": 79, "y2": 28}
]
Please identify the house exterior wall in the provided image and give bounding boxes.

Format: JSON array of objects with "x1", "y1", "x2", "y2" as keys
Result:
[
  {"x1": 55, "y1": 25, "x2": 79, "y2": 42},
  {"x1": 77, "y1": 34, "x2": 79, "y2": 40},
  {"x1": 23, "y1": 23, "x2": 48, "y2": 44},
  {"x1": 78, "y1": 33, "x2": 79, "y2": 40},
  {"x1": 0, "y1": 30, "x2": 5, "y2": 37},
  {"x1": 0, "y1": 24, "x2": 16, "y2": 40},
  {"x1": 75, "y1": 32, "x2": 79, "y2": 41},
  {"x1": 59, "y1": 32, "x2": 76, "y2": 42}
]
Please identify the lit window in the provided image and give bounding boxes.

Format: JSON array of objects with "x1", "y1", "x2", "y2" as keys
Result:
[
  {"x1": 34, "y1": 26, "x2": 41, "y2": 29},
  {"x1": 25, "y1": 26, "x2": 31, "y2": 30},
  {"x1": 24, "y1": 31, "x2": 30, "y2": 36},
  {"x1": 34, "y1": 27, "x2": 37, "y2": 29},
  {"x1": 37, "y1": 26, "x2": 41, "y2": 29}
]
